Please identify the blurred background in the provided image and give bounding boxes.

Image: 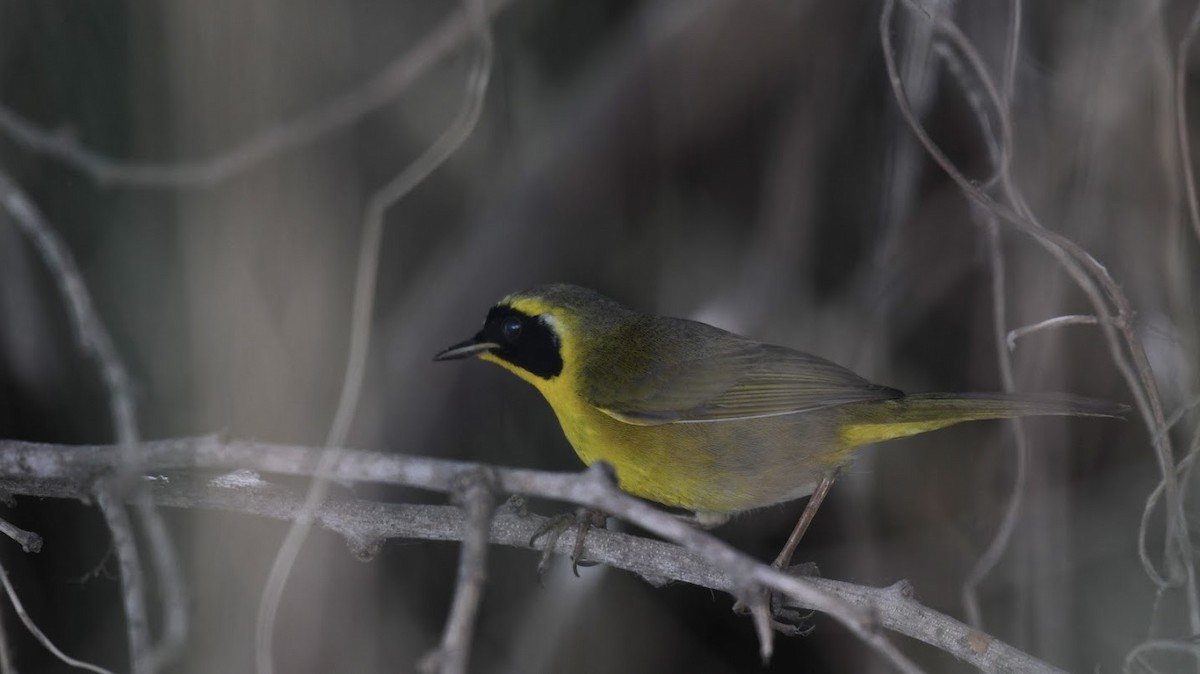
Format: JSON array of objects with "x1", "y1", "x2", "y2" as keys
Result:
[{"x1": 0, "y1": 0, "x2": 1196, "y2": 672}]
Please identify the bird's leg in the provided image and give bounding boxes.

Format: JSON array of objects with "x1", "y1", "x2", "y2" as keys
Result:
[
  {"x1": 771, "y1": 471, "x2": 838, "y2": 570},
  {"x1": 732, "y1": 476, "x2": 837, "y2": 634}
]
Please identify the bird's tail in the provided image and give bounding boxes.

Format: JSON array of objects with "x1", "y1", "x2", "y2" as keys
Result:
[{"x1": 838, "y1": 392, "x2": 1125, "y2": 448}]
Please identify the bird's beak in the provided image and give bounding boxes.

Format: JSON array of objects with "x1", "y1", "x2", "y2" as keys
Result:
[{"x1": 433, "y1": 333, "x2": 500, "y2": 361}]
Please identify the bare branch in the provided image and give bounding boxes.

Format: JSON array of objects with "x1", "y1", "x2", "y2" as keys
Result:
[
  {"x1": 0, "y1": 0, "x2": 515, "y2": 189},
  {"x1": 0, "y1": 436, "x2": 1078, "y2": 673}
]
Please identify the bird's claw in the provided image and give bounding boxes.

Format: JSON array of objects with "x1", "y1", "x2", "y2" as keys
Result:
[
  {"x1": 731, "y1": 561, "x2": 821, "y2": 635},
  {"x1": 529, "y1": 508, "x2": 607, "y2": 578}
]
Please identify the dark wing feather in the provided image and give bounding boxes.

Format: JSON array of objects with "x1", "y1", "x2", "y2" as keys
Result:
[{"x1": 581, "y1": 316, "x2": 901, "y2": 426}]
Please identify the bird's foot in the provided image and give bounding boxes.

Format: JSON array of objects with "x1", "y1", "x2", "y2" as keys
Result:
[
  {"x1": 528, "y1": 507, "x2": 608, "y2": 578},
  {"x1": 732, "y1": 561, "x2": 822, "y2": 636}
]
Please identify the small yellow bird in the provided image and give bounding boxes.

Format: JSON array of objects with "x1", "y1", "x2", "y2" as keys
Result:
[{"x1": 435, "y1": 283, "x2": 1120, "y2": 565}]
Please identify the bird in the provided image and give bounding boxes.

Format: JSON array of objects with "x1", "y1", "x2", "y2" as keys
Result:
[{"x1": 434, "y1": 283, "x2": 1122, "y2": 567}]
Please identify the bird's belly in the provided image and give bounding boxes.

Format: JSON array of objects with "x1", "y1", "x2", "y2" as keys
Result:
[{"x1": 550, "y1": 402, "x2": 843, "y2": 513}]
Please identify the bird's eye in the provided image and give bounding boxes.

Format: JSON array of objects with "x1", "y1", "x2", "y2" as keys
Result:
[{"x1": 501, "y1": 316, "x2": 523, "y2": 342}]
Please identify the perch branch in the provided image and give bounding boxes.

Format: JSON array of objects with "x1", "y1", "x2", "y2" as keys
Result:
[{"x1": 0, "y1": 436, "x2": 1073, "y2": 673}]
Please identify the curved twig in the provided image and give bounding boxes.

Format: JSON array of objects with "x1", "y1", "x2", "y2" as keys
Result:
[
  {"x1": 0, "y1": 559, "x2": 116, "y2": 674},
  {"x1": 254, "y1": 2, "x2": 496, "y2": 672},
  {"x1": 0, "y1": 0, "x2": 515, "y2": 189},
  {"x1": 881, "y1": 0, "x2": 1196, "y2": 634},
  {"x1": 0, "y1": 169, "x2": 185, "y2": 673}
]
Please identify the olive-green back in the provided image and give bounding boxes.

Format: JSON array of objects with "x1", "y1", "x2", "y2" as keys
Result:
[{"x1": 577, "y1": 313, "x2": 902, "y2": 425}]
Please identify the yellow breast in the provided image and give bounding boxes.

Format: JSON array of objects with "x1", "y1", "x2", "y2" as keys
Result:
[{"x1": 481, "y1": 348, "x2": 685, "y2": 501}]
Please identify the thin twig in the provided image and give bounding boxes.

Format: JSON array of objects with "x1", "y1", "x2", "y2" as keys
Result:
[
  {"x1": 0, "y1": 560, "x2": 116, "y2": 674},
  {"x1": 1126, "y1": 638, "x2": 1200, "y2": 674},
  {"x1": 1153, "y1": 396, "x2": 1200, "y2": 450},
  {"x1": 0, "y1": 593, "x2": 13, "y2": 674},
  {"x1": 1138, "y1": 411, "x2": 1200, "y2": 623},
  {"x1": 418, "y1": 470, "x2": 498, "y2": 674},
  {"x1": 961, "y1": 216, "x2": 1030, "y2": 629},
  {"x1": 95, "y1": 484, "x2": 149, "y2": 674},
  {"x1": 0, "y1": 517, "x2": 41, "y2": 554},
  {"x1": 0, "y1": 172, "x2": 137, "y2": 446},
  {"x1": 254, "y1": 2, "x2": 495, "y2": 671},
  {"x1": 1005, "y1": 315, "x2": 1101, "y2": 352},
  {"x1": 1001, "y1": 0, "x2": 1021, "y2": 104},
  {"x1": 325, "y1": 0, "x2": 494, "y2": 452},
  {"x1": 1170, "y1": 26, "x2": 1200, "y2": 671},
  {"x1": 1175, "y1": 0, "x2": 1200, "y2": 244},
  {"x1": 929, "y1": 1, "x2": 1031, "y2": 627},
  {"x1": 140, "y1": 496, "x2": 187, "y2": 671},
  {"x1": 0, "y1": 0, "x2": 515, "y2": 189}
]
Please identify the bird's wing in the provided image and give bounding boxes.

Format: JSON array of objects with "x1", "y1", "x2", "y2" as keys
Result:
[{"x1": 582, "y1": 317, "x2": 902, "y2": 426}]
